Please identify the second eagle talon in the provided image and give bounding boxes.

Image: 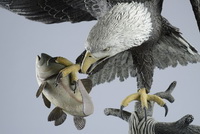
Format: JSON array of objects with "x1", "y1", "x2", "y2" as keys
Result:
[
  {"x1": 163, "y1": 104, "x2": 168, "y2": 117},
  {"x1": 121, "y1": 88, "x2": 167, "y2": 120},
  {"x1": 120, "y1": 106, "x2": 125, "y2": 119}
]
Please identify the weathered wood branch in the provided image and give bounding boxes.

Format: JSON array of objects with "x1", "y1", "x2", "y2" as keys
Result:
[{"x1": 104, "y1": 81, "x2": 200, "y2": 134}]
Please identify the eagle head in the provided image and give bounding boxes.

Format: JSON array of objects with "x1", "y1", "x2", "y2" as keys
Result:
[{"x1": 81, "y1": 2, "x2": 157, "y2": 74}]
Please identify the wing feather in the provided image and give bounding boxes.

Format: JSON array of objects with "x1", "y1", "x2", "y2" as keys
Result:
[
  {"x1": 0, "y1": 0, "x2": 96, "y2": 23},
  {"x1": 64, "y1": 0, "x2": 111, "y2": 19},
  {"x1": 153, "y1": 18, "x2": 200, "y2": 69},
  {"x1": 0, "y1": 0, "x2": 163, "y2": 23},
  {"x1": 190, "y1": 0, "x2": 200, "y2": 32},
  {"x1": 86, "y1": 17, "x2": 200, "y2": 89},
  {"x1": 87, "y1": 51, "x2": 137, "y2": 87}
]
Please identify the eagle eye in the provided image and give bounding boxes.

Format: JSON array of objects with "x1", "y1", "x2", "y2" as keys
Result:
[{"x1": 102, "y1": 47, "x2": 110, "y2": 52}]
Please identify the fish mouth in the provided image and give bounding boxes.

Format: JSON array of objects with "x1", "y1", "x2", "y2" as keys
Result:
[
  {"x1": 37, "y1": 55, "x2": 41, "y2": 61},
  {"x1": 36, "y1": 53, "x2": 52, "y2": 66},
  {"x1": 87, "y1": 56, "x2": 109, "y2": 75}
]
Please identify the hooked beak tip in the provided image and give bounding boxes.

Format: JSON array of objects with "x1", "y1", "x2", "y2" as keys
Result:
[
  {"x1": 81, "y1": 51, "x2": 98, "y2": 74},
  {"x1": 163, "y1": 104, "x2": 168, "y2": 117}
]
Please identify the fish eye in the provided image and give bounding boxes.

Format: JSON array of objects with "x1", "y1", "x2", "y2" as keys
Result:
[{"x1": 102, "y1": 47, "x2": 110, "y2": 52}]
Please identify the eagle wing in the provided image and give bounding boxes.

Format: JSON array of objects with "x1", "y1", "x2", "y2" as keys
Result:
[
  {"x1": 0, "y1": 0, "x2": 99, "y2": 24},
  {"x1": 153, "y1": 18, "x2": 200, "y2": 69},
  {"x1": 190, "y1": 0, "x2": 200, "y2": 32},
  {"x1": 1, "y1": 0, "x2": 199, "y2": 31},
  {"x1": 0, "y1": 0, "x2": 163, "y2": 23},
  {"x1": 79, "y1": 17, "x2": 200, "y2": 88}
]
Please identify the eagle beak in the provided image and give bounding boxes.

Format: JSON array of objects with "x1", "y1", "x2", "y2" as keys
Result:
[{"x1": 81, "y1": 51, "x2": 99, "y2": 74}]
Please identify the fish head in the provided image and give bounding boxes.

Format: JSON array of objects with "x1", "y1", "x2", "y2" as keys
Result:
[
  {"x1": 36, "y1": 53, "x2": 52, "y2": 67},
  {"x1": 36, "y1": 53, "x2": 65, "y2": 84}
]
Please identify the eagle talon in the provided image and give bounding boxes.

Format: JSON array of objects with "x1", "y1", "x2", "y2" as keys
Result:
[
  {"x1": 121, "y1": 88, "x2": 167, "y2": 120},
  {"x1": 143, "y1": 107, "x2": 147, "y2": 121},
  {"x1": 120, "y1": 106, "x2": 125, "y2": 119},
  {"x1": 163, "y1": 104, "x2": 168, "y2": 117},
  {"x1": 70, "y1": 81, "x2": 78, "y2": 93},
  {"x1": 55, "y1": 72, "x2": 63, "y2": 86}
]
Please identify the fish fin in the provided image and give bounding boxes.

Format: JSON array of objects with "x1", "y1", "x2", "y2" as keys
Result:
[
  {"x1": 74, "y1": 116, "x2": 86, "y2": 130},
  {"x1": 54, "y1": 113, "x2": 67, "y2": 126},
  {"x1": 48, "y1": 107, "x2": 65, "y2": 121},
  {"x1": 80, "y1": 79, "x2": 93, "y2": 93},
  {"x1": 42, "y1": 93, "x2": 51, "y2": 108},
  {"x1": 36, "y1": 82, "x2": 47, "y2": 97}
]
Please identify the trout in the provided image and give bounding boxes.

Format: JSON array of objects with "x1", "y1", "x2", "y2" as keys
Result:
[{"x1": 36, "y1": 53, "x2": 94, "y2": 130}]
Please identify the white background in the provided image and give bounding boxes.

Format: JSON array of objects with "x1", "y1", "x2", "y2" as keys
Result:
[{"x1": 0, "y1": 0, "x2": 200, "y2": 134}]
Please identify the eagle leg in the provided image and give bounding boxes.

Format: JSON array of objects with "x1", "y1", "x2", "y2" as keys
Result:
[
  {"x1": 49, "y1": 57, "x2": 81, "y2": 86},
  {"x1": 120, "y1": 88, "x2": 168, "y2": 120}
]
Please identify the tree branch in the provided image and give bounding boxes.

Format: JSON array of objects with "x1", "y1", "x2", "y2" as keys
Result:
[{"x1": 104, "y1": 81, "x2": 200, "y2": 134}]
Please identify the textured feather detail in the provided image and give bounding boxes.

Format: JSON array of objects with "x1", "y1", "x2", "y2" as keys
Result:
[
  {"x1": 153, "y1": 18, "x2": 200, "y2": 69},
  {"x1": 0, "y1": 0, "x2": 163, "y2": 23},
  {"x1": 87, "y1": 45, "x2": 155, "y2": 90},
  {"x1": 86, "y1": 1, "x2": 154, "y2": 56},
  {"x1": 130, "y1": 44, "x2": 155, "y2": 91},
  {"x1": 64, "y1": 0, "x2": 111, "y2": 19},
  {"x1": 88, "y1": 50, "x2": 136, "y2": 87},
  {"x1": 84, "y1": 0, "x2": 111, "y2": 19},
  {"x1": 153, "y1": 37, "x2": 200, "y2": 69},
  {"x1": 190, "y1": 0, "x2": 200, "y2": 32},
  {"x1": 87, "y1": 17, "x2": 200, "y2": 90},
  {"x1": 0, "y1": 0, "x2": 96, "y2": 23}
]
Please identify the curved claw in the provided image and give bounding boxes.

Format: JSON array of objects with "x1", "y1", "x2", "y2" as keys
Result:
[
  {"x1": 70, "y1": 81, "x2": 77, "y2": 93},
  {"x1": 143, "y1": 107, "x2": 147, "y2": 121},
  {"x1": 163, "y1": 104, "x2": 168, "y2": 117},
  {"x1": 55, "y1": 72, "x2": 63, "y2": 86},
  {"x1": 120, "y1": 106, "x2": 125, "y2": 119}
]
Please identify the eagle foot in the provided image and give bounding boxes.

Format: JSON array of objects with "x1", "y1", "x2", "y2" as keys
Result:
[
  {"x1": 120, "y1": 88, "x2": 168, "y2": 120},
  {"x1": 48, "y1": 56, "x2": 81, "y2": 90}
]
